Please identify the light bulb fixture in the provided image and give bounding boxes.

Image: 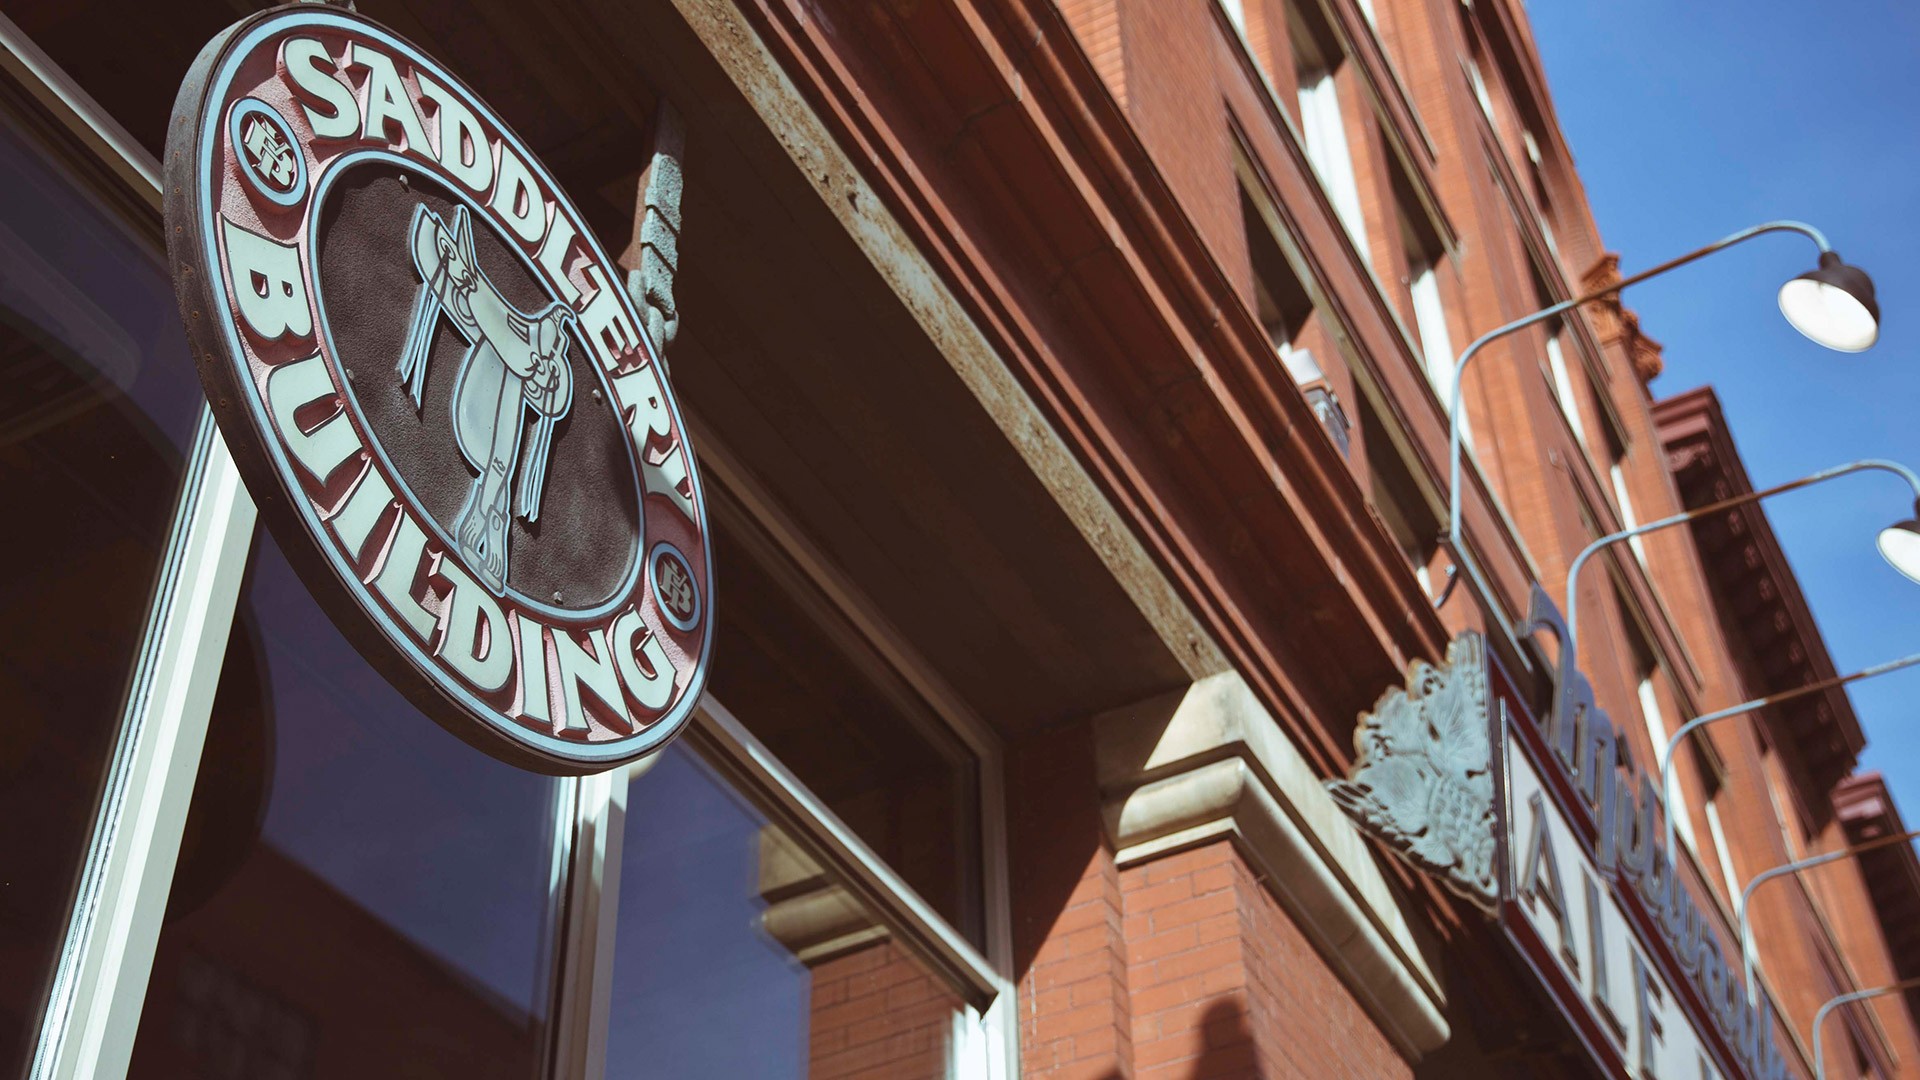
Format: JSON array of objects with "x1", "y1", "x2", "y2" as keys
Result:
[
  {"x1": 1778, "y1": 250, "x2": 1880, "y2": 352},
  {"x1": 1877, "y1": 516, "x2": 1920, "y2": 585}
]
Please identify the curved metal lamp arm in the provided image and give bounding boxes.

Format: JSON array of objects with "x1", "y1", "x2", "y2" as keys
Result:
[
  {"x1": 1660, "y1": 651, "x2": 1920, "y2": 858},
  {"x1": 1443, "y1": 221, "x2": 1832, "y2": 577},
  {"x1": 1813, "y1": 977, "x2": 1920, "y2": 1080},
  {"x1": 1739, "y1": 827, "x2": 1920, "y2": 1007},
  {"x1": 1564, "y1": 458, "x2": 1920, "y2": 663}
]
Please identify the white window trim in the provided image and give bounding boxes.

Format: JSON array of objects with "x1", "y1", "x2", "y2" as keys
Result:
[
  {"x1": 1545, "y1": 330, "x2": 1587, "y2": 448},
  {"x1": 32, "y1": 416, "x2": 258, "y2": 1080},
  {"x1": 1704, "y1": 796, "x2": 1741, "y2": 905},
  {"x1": 1640, "y1": 675, "x2": 1696, "y2": 851},
  {"x1": 1297, "y1": 64, "x2": 1372, "y2": 263},
  {"x1": 2, "y1": 20, "x2": 262, "y2": 1078},
  {"x1": 1409, "y1": 260, "x2": 1458, "y2": 408},
  {"x1": 1611, "y1": 460, "x2": 1647, "y2": 565}
]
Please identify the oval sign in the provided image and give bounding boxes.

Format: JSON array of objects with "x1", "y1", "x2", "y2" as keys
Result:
[{"x1": 166, "y1": 7, "x2": 712, "y2": 773}]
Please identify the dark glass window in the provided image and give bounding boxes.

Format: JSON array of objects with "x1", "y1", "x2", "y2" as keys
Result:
[
  {"x1": 0, "y1": 103, "x2": 206, "y2": 1070},
  {"x1": 607, "y1": 747, "x2": 961, "y2": 1078},
  {"x1": 707, "y1": 520, "x2": 983, "y2": 944},
  {"x1": 126, "y1": 534, "x2": 560, "y2": 1078}
]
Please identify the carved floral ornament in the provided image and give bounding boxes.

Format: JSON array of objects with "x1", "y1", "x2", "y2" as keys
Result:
[{"x1": 1325, "y1": 633, "x2": 1498, "y2": 912}]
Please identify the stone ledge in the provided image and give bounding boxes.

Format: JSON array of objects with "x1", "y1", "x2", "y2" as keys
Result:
[{"x1": 1095, "y1": 672, "x2": 1450, "y2": 1059}]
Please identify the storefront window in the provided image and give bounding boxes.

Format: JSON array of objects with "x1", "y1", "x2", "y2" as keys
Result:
[
  {"x1": 124, "y1": 534, "x2": 561, "y2": 1078},
  {"x1": 0, "y1": 106, "x2": 207, "y2": 1071},
  {"x1": 608, "y1": 747, "x2": 962, "y2": 1078},
  {"x1": 709, "y1": 526, "x2": 982, "y2": 944}
]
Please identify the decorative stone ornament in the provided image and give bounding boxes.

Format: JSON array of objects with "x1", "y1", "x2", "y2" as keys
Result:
[
  {"x1": 165, "y1": 6, "x2": 712, "y2": 773},
  {"x1": 1326, "y1": 634, "x2": 1498, "y2": 912}
]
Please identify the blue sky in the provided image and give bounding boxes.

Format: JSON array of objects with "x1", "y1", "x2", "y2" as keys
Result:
[{"x1": 1527, "y1": 4, "x2": 1920, "y2": 832}]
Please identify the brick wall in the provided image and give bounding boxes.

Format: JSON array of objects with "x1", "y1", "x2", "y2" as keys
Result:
[{"x1": 1123, "y1": 842, "x2": 1411, "y2": 1080}]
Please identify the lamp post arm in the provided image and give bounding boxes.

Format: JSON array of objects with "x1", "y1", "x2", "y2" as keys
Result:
[
  {"x1": 1739, "y1": 826, "x2": 1920, "y2": 1006},
  {"x1": 1445, "y1": 220, "x2": 1831, "y2": 558},
  {"x1": 1565, "y1": 459, "x2": 1920, "y2": 665},
  {"x1": 1659, "y1": 651, "x2": 1920, "y2": 863},
  {"x1": 1814, "y1": 977, "x2": 1920, "y2": 1080}
]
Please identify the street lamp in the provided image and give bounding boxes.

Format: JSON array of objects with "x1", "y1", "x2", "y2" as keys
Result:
[
  {"x1": 1658, "y1": 652, "x2": 1920, "y2": 859},
  {"x1": 1563, "y1": 458, "x2": 1920, "y2": 667},
  {"x1": 1550, "y1": 457, "x2": 1920, "y2": 858},
  {"x1": 1442, "y1": 221, "x2": 1878, "y2": 608},
  {"x1": 1780, "y1": 251, "x2": 1882, "y2": 353},
  {"x1": 1737, "y1": 827, "x2": 1920, "y2": 1005},
  {"x1": 1812, "y1": 978, "x2": 1920, "y2": 1080}
]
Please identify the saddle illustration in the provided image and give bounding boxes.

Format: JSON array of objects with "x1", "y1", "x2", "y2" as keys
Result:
[{"x1": 395, "y1": 203, "x2": 575, "y2": 596}]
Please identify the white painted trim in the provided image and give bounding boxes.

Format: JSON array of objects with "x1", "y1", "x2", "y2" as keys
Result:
[
  {"x1": 33, "y1": 416, "x2": 258, "y2": 1080},
  {"x1": 545, "y1": 769, "x2": 627, "y2": 1080},
  {"x1": 1094, "y1": 672, "x2": 1450, "y2": 1059}
]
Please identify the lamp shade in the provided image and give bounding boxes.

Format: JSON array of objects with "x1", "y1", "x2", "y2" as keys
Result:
[
  {"x1": 1877, "y1": 520, "x2": 1920, "y2": 585},
  {"x1": 1778, "y1": 251, "x2": 1880, "y2": 352}
]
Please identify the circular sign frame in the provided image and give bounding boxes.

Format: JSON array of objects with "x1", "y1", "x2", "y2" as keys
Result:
[{"x1": 166, "y1": 6, "x2": 712, "y2": 774}]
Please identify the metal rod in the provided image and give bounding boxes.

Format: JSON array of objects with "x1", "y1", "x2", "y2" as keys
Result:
[
  {"x1": 1814, "y1": 977, "x2": 1920, "y2": 1080},
  {"x1": 1661, "y1": 652, "x2": 1920, "y2": 861},
  {"x1": 1564, "y1": 458, "x2": 1920, "y2": 664},
  {"x1": 1442, "y1": 220, "x2": 1831, "y2": 592},
  {"x1": 1741, "y1": 827, "x2": 1920, "y2": 1010}
]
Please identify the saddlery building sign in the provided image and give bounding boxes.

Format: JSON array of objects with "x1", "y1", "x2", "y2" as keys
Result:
[
  {"x1": 165, "y1": 6, "x2": 712, "y2": 774},
  {"x1": 1331, "y1": 590, "x2": 1792, "y2": 1080}
]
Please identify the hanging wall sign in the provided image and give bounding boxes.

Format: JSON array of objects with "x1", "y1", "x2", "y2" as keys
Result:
[{"x1": 166, "y1": 6, "x2": 711, "y2": 773}]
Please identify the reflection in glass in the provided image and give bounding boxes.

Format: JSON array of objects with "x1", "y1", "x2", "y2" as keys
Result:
[
  {"x1": 126, "y1": 535, "x2": 560, "y2": 1078},
  {"x1": 709, "y1": 523, "x2": 982, "y2": 943},
  {"x1": 608, "y1": 748, "x2": 961, "y2": 1078},
  {"x1": 0, "y1": 108, "x2": 207, "y2": 1070}
]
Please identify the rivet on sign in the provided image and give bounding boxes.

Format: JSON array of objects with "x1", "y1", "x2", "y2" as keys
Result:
[
  {"x1": 398, "y1": 173, "x2": 409, "y2": 189},
  {"x1": 553, "y1": 591, "x2": 564, "y2": 603},
  {"x1": 591, "y1": 388, "x2": 602, "y2": 403},
  {"x1": 345, "y1": 367, "x2": 355, "y2": 383}
]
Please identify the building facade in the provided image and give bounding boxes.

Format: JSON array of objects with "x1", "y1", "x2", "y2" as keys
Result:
[{"x1": 1, "y1": 0, "x2": 1915, "y2": 1078}]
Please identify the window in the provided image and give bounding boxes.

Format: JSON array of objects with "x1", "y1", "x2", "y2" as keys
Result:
[
  {"x1": 1632, "y1": 633, "x2": 1693, "y2": 850},
  {"x1": 1521, "y1": 131, "x2": 1560, "y2": 260},
  {"x1": 1701, "y1": 771, "x2": 1741, "y2": 905},
  {"x1": 128, "y1": 534, "x2": 564, "y2": 1077},
  {"x1": 1396, "y1": 171, "x2": 1457, "y2": 409},
  {"x1": 1359, "y1": 394, "x2": 1440, "y2": 594},
  {"x1": 0, "y1": 84, "x2": 212, "y2": 1075},
  {"x1": 1606, "y1": 421, "x2": 1646, "y2": 566},
  {"x1": 1290, "y1": 11, "x2": 1371, "y2": 260},
  {"x1": 1242, "y1": 186, "x2": 1353, "y2": 453},
  {"x1": 1221, "y1": 0, "x2": 1248, "y2": 34},
  {"x1": 1544, "y1": 324, "x2": 1588, "y2": 448},
  {"x1": 11, "y1": 30, "x2": 1014, "y2": 1077},
  {"x1": 609, "y1": 747, "x2": 967, "y2": 1078},
  {"x1": 1467, "y1": 53, "x2": 1495, "y2": 124}
]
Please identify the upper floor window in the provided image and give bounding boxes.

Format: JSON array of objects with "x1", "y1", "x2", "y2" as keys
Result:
[
  {"x1": 1604, "y1": 419, "x2": 1647, "y2": 566},
  {"x1": 1543, "y1": 322, "x2": 1589, "y2": 449},
  {"x1": 1396, "y1": 173, "x2": 1456, "y2": 406},
  {"x1": 1631, "y1": 630, "x2": 1695, "y2": 850},
  {"x1": 1290, "y1": 10, "x2": 1371, "y2": 261},
  {"x1": 1242, "y1": 185, "x2": 1350, "y2": 454}
]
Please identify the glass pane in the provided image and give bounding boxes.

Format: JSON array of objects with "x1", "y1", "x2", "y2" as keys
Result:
[
  {"x1": 125, "y1": 533, "x2": 560, "y2": 1078},
  {"x1": 709, "y1": 524, "x2": 981, "y2": 942},
  {"x1": 0, "y1": 109, "x2": 207, "y2": 1069},
  {"x1": 607, "y1": 748, "x2": 963, "y2": 1079}
]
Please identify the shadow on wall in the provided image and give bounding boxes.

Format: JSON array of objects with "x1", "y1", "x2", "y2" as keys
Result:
[{"x1": 1084, "y1": 998, "x2": 1259, "y2": 1080}]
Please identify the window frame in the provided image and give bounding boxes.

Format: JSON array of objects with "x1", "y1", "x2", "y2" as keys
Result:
[{"x1": 8, "y1": 17, "x2": 1016, "y2": 1080}]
